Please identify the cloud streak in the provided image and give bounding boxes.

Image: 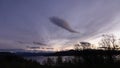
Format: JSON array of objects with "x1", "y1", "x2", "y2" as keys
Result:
[
  {"x1": 33, "y1": 41, "x2": 46, "y2": 45},
  {"x1": 17, "y1": 41, "x2": 46, "y2": 46},
  {"x1": 49, "y1": 16, "x2": 79, "y2": 33}
]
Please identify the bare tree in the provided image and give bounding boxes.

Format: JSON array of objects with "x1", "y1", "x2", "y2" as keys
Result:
[
  {"x1": 43, "y1": 57, "x2": 54, "y2": 66},
  {"x1": 99, "y1": 34, "x2": 118, "y2": 50},
  {"x1": 56, "y1": 56, "x2": 63, "y2": 65},
  {"x1": 74, "y1": 44, "x2": 81, "y2": 51},
  {"x1": 74, "y1": 42, "x2": 91, "y2": 50},
  {"x1": 80, "y1": 42, "x2": 91, "y2": 50}
]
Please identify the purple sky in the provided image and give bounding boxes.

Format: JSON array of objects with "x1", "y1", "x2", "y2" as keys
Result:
[{"x1": 0, "y1": 0, "x2": 120, "y2": 50}]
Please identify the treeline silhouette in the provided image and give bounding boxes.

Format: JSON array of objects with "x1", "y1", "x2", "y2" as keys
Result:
[
  {"x1": 1, "y1": 49, "x2": 120, "y2": 68},
  {"x1": 42, "y1": 49, "x2": 120, "y2": 68}
]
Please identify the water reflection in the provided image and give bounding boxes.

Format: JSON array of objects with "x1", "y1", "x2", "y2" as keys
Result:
[
  {"x1": 24, "y1": 56, "x2": 74, "y2": 65},
  {"x1": 24, "y1": 55, "x2": 120, "y2": 65}
]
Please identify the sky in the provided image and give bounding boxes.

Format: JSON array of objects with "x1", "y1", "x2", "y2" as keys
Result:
[{"x1": 0, "y1": 0, "x2": 120, "y2": 51}]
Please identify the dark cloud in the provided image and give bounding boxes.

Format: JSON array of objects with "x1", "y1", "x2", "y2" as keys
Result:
[
  {"x1": 46, "y1": 48, "x2": 54, "y2": 50},
  {"x1": 26, "y1": 46, "x2": 40, "y2": 49},
  {"x1": 33, "y1": 41, "x2": 46, "y2": 45},
  {"x1": 17, "y1": 41, "x2": 46, "y2": 46},
  {"x1": 26, "y1": 46, "x2": 53, "y2": 50},
  {"x1": 49, "y1": 16, "x2": 79, "y2": 33}
]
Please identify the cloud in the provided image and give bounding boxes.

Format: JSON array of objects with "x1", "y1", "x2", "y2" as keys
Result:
[
  {"x1": 17, "y1": 41, "x2": 46, "y2": 46},
  {"x1": 26, "y1": 46, "x2": 40, "y2": 49},
  {"x1": 49, "y1": 16, "x2": 79, "y2": 33},
  {"x1": 33, "y1": 41, "x2": 46, "y2": 45},
  {"x1": 26, "y1": 46, "x2": 54, "y2": 50}
]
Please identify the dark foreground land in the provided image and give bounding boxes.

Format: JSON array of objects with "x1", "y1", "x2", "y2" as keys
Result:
[
  {"x1": 1, "y1": 50, "x2": 120, "y2": 68},
  {"x1": 0, "y1": 52, "x2": 44, "y2": 68}
]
